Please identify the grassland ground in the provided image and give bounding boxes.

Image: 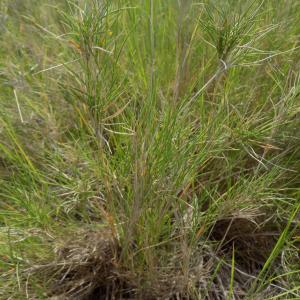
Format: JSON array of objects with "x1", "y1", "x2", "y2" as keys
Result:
[{"x1": 0, "y1": 0, "x2": 300, "y2": 299}]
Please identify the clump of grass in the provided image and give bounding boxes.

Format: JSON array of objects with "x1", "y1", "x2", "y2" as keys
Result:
[
  {"x1": 0, "y1": 0, "x2": 300, "y2": 299},
  {"x1": 37, "y1": 227, "x2": 128, "y2": 299}
]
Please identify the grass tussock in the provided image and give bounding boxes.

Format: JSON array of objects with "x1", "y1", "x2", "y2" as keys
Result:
[
  {"x1": 47, "y1": 228, "x2": 127, "y2": 300},
  {"x1": 0, "y1": 0, "x2": 300, "y2": 299}
]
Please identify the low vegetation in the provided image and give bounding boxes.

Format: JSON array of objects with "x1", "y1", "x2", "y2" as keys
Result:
[{"x1": 0, "y1": 0, "x2": 299, "y2": 299}]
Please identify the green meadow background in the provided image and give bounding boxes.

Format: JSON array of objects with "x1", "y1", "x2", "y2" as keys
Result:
[{"x1": 0, "y1": 1, "x2": 299, "y2": 299}]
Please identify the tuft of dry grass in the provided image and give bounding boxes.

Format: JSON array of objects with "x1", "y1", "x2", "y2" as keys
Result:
[{"x1": 30, "y1": 228, "x2": 132, "y2": 300}]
